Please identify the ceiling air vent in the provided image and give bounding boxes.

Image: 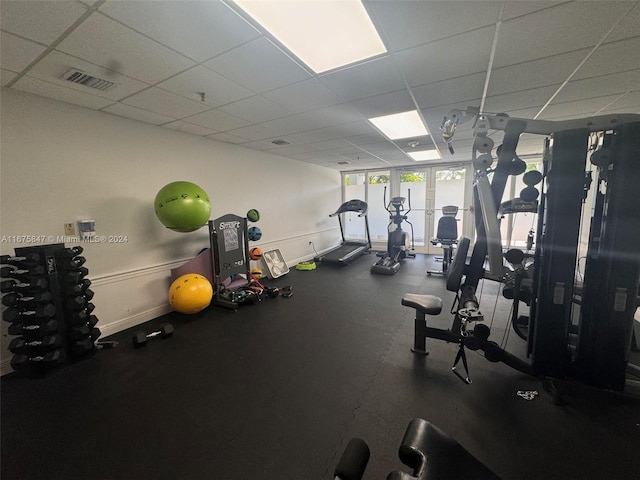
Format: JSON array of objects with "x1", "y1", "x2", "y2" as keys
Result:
[
  {"x1": 61, "y1": 68, "x2": 116, "y2": 91},
  {"x1": 271, "y1": 139, "x2": 291, "y2": 146}
]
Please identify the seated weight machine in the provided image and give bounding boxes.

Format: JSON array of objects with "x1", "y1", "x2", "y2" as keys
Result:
[
  {"x1": 427, "y1": 205, "x2": 459, "y2": 276},
  {"x1": 401, "y1": 107, "x2": 640, "y2": 391}
]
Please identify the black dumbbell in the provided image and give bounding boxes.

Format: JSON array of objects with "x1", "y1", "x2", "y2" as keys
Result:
[
  {"x1": 0, "y1": 253, "x2": 41, "y2": 267},
  {"x1": 1, "y1": 265, "x2": 46, "y2": 279},
  {"x1": 70, "y1": 324, "x2": 90, "y2": 340},
  {"x1": 65, "y1": 279, "x2": 92, "y2": 295},
  {"x1": 63, "y1": 268, "x2": 89, "y2": 283},
  {"x1": 11, "y1": 349, "x2": 66, "y2": 371},
  {"x1": 3, "y1": 303, "x2": 56, "y2": 323},
  {"x1": 90, "y1": 327, "x2": 101, "y2": 341},
  {"x1": 8, "y1": 319, "x2": 58, "y2": 337},
  {"x1": 9, "y1": 334, "x2": 65, "y2": 354},
  {"x1": 56, "y1": 246, "x2": 83, "y2": 261},
  {"x1": 70, "y1": 337, "x2": 95, "y2": 356},
  {"x1": 132, "y1": 323, "x2": 174, "y2": 348},
  {"x1": 1, "y1": 277, "x2": 48, "y2": 293},
  {"x1": 65, "y1": 296, "x2": 87, "y2": 310},
  {"x1": 2, "y1": 291, "x2": 52, "y2": 307}
]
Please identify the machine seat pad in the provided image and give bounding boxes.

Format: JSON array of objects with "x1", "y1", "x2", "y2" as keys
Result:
[{"x1": 401, "y1": 294, "x2": 443, "y2": 315}]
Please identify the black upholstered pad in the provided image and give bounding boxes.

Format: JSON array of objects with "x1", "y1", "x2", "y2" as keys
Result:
[
  {"x1": 388, "y1": 418, "x2": 501, "y2": 480},
  {"x1": 401, "y1": 294, "x2": 442, "y2": 315}
]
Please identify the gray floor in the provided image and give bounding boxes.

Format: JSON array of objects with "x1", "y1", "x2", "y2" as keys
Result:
[{"x1": 2, "y1": 252, "x2": 639, "y2": 479}]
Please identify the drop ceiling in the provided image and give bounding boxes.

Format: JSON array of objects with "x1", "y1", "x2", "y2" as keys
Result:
[{"x1": 1, "y1": 0, "x2": 639, "y2": 171}]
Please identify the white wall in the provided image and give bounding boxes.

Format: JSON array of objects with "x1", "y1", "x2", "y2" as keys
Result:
[{"x1": 0, "y1": 88, "x2": 342, "y2": 373}]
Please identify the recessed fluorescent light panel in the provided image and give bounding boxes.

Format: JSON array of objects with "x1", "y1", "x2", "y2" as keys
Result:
[
  {"x1": 369, "y1": 110, "x2": 429, "y2": 140},
  {"x1": 408, "y1": 149, "x2": 441, "y2": 161},
  {"x1": 233, "y1": 0, "x2": 386, "y2": 73}
]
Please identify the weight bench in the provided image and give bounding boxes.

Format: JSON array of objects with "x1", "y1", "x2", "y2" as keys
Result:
[
  {"x1": 334, "y1": 418, "x2": 500, "y2": 480},
  {"x1": 386, "y1": 418, "x2": 501, "y2": 480}
]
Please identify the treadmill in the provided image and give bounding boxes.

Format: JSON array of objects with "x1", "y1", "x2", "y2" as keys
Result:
[{"x1": 315, "y1": 199, "x2": 372, "y2": 265}]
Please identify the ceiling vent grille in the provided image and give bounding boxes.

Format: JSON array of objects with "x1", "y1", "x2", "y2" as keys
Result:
[{"x1": 61, "y1": 68, "x2": 115, "y2": 91}]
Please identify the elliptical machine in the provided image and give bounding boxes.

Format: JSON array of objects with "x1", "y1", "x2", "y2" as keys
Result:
[{"x1": 371, "y1": 187, "x2": 415, "y2": 275}]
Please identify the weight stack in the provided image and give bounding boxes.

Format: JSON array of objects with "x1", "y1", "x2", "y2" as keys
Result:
[{"x1": 1, "y1": 243, "x2": 100, "y2": 376}]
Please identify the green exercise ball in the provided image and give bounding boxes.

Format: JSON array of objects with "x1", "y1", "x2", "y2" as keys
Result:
[
  {"x1": 247, "y1": 208, "x2": 260, "y2": 222},
  {"x1": 154, "y1": 181, "x2": 211, "y2": 233}
]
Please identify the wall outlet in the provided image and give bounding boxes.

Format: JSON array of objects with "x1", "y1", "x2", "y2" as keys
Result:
[{"x1": 64, "y1": 223, "x2": 75, "y2": 235}]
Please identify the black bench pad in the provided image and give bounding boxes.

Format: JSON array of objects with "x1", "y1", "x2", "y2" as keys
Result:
[{"x1": 401, "y1": 294, "x2": 443, "y2": 315}]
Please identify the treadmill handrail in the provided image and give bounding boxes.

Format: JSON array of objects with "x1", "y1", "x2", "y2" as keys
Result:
[{"x1": 329, "y1": 199, "x2": 368, "y2": 217}]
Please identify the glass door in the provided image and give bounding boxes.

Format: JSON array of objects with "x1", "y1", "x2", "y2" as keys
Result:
[
  {"x1": 398, "y1": 167, "x2": 467, "y2": 254},
  {"x1": 431, "y1": 167, "x2": 466, "y2": 254},
  {"x1": 399, "y1": 169, "x2": 429, "y2": 253},
  {"x1": 342, "y1": 166, "x2": 469, "y2": 255}
]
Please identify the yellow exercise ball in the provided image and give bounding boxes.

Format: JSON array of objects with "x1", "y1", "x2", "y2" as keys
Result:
[{"x1": 168, "y1": 274, "x2": 213, "y2": 314}]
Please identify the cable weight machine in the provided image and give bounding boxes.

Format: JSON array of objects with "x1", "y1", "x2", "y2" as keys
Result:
[{"x1": 402, "y1": 108, "x2": 640, "y2": 391}]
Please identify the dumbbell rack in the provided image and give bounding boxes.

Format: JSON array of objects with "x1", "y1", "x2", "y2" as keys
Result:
[{"x1": 1, "y1": 243, "x2": 100, "y2": 375}]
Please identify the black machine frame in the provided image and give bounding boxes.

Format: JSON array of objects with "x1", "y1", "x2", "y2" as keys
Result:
[
  {"x1": 314, "y1": 199, "x2": 372, "y2": 265},
  {"x1": 403, "y1": 107, "x2": 640, "y2": 391},
  {"x1": 371, "y1": 187, "x2": 415, "y2": 275},
  {"x1": 208, "y1": 214, "x2": 252, "y2": 310}
]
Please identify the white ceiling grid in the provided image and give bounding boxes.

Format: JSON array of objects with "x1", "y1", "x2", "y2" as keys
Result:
[{"x1": 1, "y1": 0, "x2": 639, "y2": 171}]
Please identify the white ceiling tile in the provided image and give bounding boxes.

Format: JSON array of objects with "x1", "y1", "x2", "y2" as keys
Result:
[
  {"x1": 605, "y1": 90, "x2": 640, "y2": 109},
  {"x1": 283, "y1": 128, "x2": 345, "y2": 145},
  {"x1": 413, "y1": 73, "x2": 485, "y2": 109},
  {"x1": 260, "y1": 112, "x2": 323, "y2": 136},
  {"x1": 501, "y1": 2, "x2": 566, "y2": 21},
  {"x1": 56, "y1": 12, "x2": 195, "y2": 84},
  {"x1": 26, "y1": 50, "x2": 149, "y2": 100},
  {"x1": 349, "y1": 89, "x2": 415, "y2": 118},
  {"x1": 539, "y1": 94, "x2": 624, "y2": 119},
  {"x1": 312, "y1": 104, "x2": 364, "y2": 127},
  {"x1": 308, "y1": 139, "x2": 354, "y2": 151},
  {"x1": 319, "y1": 55, "x2": 405, "y2": 101},
  {"x1": 487, "y1": 50, "x2": 589, "y2": 96},
  {"x1": 269, "y1": 144, "x2": 323, "y2": 155},
  {"x1": 0, "y1": 0, "x2": 88, "y2": 46},
  {"x1": 494, "y1": 2, "x2": 633, "y2": 67},
  {"x1": 183, "y1": 108, "x2": 251, "y2": 132},
  {"x1": 121, "y1": 87, "x2": 211, "y2": 118},
  {"x1": 345, "y1": 133, "x2": 385, "y2": 146},
  {"x1": 502, "y1": 107, "x2": 545, "y2": 119},
  {"x1": 606, "y1": 2, "x2": 640, "y2": 42},
  {"x1": 233, "y1": 141, "x2": 279, "y2": 153},
  {"x1": 163, "y1": 121, "x2": 217, "y2": 137},
  {"x1": 368, "y1": 0, "x2": 502, "y2": 52},
  {"x1": 204, "y1": 37, "x2": 311, "y2": 93},
  {"x1": 100, "y1": 0, "x2": 260, "y2": 62},
  {"x1": 1, "y1": 68, "x2": 18, "y2": 86},
  {"x1": 102, "y1": 102, "x2": 176, "y2": 125},
  {"x1": 598, "y1": 105, "x2": 640, "y2": 115},
  {"x1": 221, "y1": 123, "x2": 282, "y2": 141},
  {"x1": 483, "y1": 85, "x2": 560, "y2": 114},
  {"x1": 395, "y1": 26, "x2": 495, "y2": 87},
  {"x1": 11, "y1": 75, "x2": 114, "y2": 109},
  {"x1": 263, "y1": 78, "x2": 342, "y2": 114},
  {"x1": 0, "y1": 32, "x2": 47, "y2": 72},
  {"x1": 206, "y1": 132, "x2": 248, "y2": 144},
  {"x1": 219, "y1": 95, "x2": 292, "y2": 123},
  {"x1": 156, "y1": 66, "x2": 254, "y2": 107},
  {"x1": 573, "y1": 37, "x2": 640, "y2": 80},
  {"x1": 553, "y1": 70, "x2": 640, "y2": 105}
]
